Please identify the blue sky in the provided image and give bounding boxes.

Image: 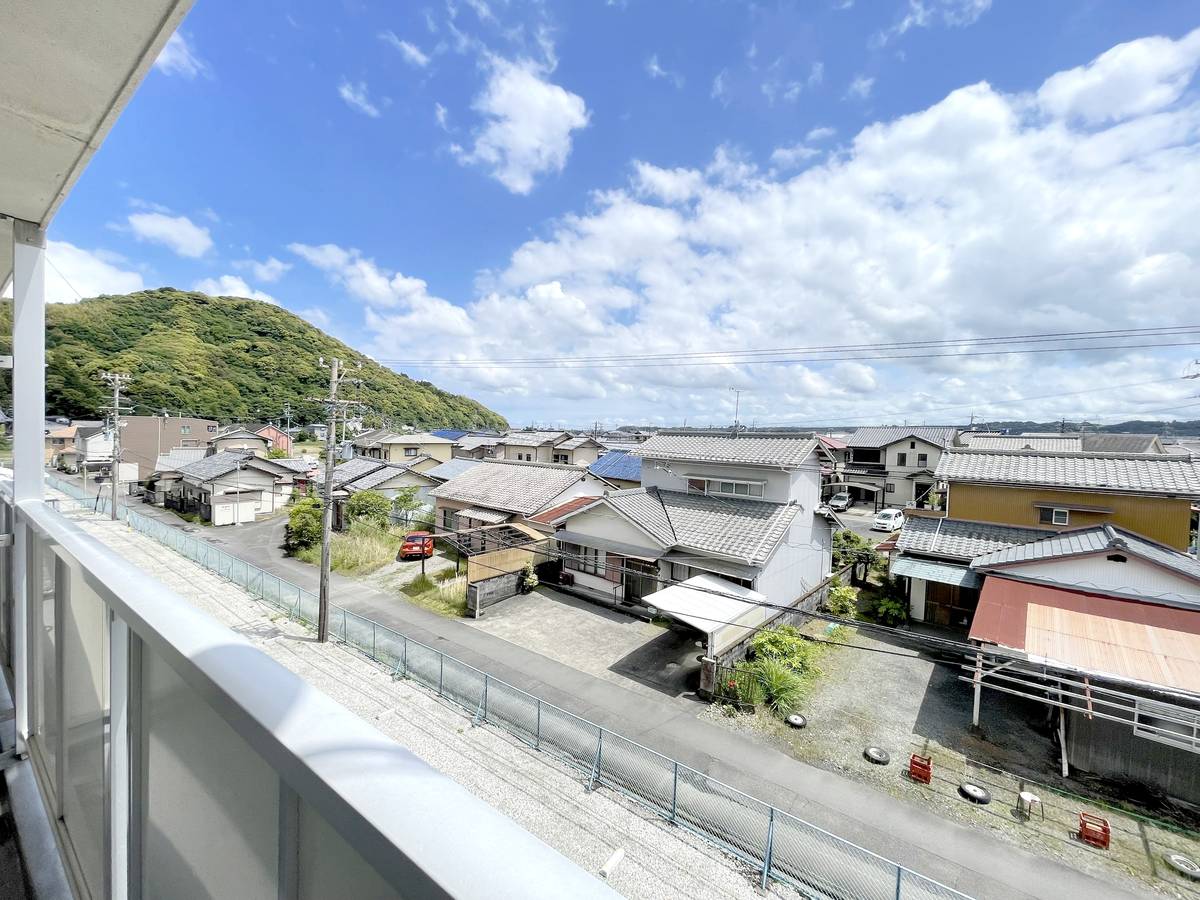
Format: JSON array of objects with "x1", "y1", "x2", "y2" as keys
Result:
[{"x1": 40, "y1": 1, "x2": 1200, "y2": 428}]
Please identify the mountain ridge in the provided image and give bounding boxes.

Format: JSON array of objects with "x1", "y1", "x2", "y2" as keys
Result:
[{"x1": 0, "y1": 288, "x2": 507, "y2": 430}]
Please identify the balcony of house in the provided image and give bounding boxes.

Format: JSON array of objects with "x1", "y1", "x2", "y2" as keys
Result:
[{"x1": 0, "y1": 476, "x2": 614, "y2": 899}]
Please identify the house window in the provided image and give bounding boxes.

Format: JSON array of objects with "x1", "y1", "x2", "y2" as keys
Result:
[
  {"x1": 404, "y1": 447, "x2": 418, "y2": 457},
  {"x1": 180, "y1": 425, "x2": 191, "y2": 434},
  {"x1": 207, "y1": 424, "x2": 217, "y2": 432},
  {"x1": 562, "y1": 543, "x2": 602, "y2": 576},
  {"x1": 1039, "y1": 508, "x2": 1069, "y2": 526},
  {"x1": 917, "y1": 453, "x2": 928, "y2": 467},
  {"x1": 695, "y1": 478, "x2": 766, "y2": 498},
  {"x1": 896, "y1": 453, "x2": 907, "y2": 466},
  {"x1": 885, "y1": 482, "x2": 895, "y2": 493},
  {"x1": 1134, "y1": 699, "x2": 1200, "y2": 752},
  {"x1": 553, "y1": 453, "x2": 569, "y2": 464},
  {"x1": 441, "y1": 508, "x2": 455, "y2": 532},
  {"x1": 909, "y1": 441, "x2": 916, "y2": 449}
]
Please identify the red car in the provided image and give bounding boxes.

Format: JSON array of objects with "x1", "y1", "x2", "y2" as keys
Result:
[{"x1": 399, "y1": 531, "x2": 434, "y2": 560}]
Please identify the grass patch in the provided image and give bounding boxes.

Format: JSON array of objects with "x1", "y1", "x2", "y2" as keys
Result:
[
  {"x1": 401, "y1": 573, "x2": 468, "y2": 617},
  {"x1": 294, "y1": 521, "x2": 405, "y2": 575}
]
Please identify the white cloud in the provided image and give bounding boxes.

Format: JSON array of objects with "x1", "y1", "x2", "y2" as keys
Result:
[
  {"x1": 711, "y1": 69, "x2": 730, "y2": 105},
  {"x1": 875, "y1": 0, "x2": 992, "y2": 46},
  {"x1": 193, "y1": 275, "x2": 278, "y2": 304},
  {"x1": 287, "y1": 243, "x2": 435, "y2": 309},
  {"x1": 126, "y1": 212, "x2": 213, "y2": 258},
  {"x1": 326, "y1": 29, "x2": 1200, "y2": 425},
  {"x1": 379, "y1": 31, "x2": 431, "y2": 67},
  {"x1": 1037, "y1": 27, "x2": 1200, "y2": 125},
  {"x1": 769, "y1": 143, "x2": 820, "y2": 169},
  {"x1": 39, "y1": 241, "x2": 144, "y2": 303},
  {"x1": 233, "y1": 256, "x2": 291, "y2": 283},
  {"x1": 154, "y1": 32, "x2": 210, "y2": 79},
  {"x1": 806, "y1": 125, "x2": 836, "y2": 141},
  {"x1": 435, "y1": 102, "x2": 450, "y2": 130},
  {"x1": 453, "y1": 56, "x2": 589, "y2": 194},
  {"x1": 808, "y1": 62, "x2": 825, "y2": 87},
  {"x1": 338, "y1": 80, "x2": 382, "y2": 118},
  {"x1": 645, "y1": 55, "x2": 684, "y2": 88},
  {"x1": 847, "y1": 75, "x2": 875, "y2": 100}
]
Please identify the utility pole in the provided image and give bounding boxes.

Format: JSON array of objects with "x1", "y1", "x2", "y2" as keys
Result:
[
  {"x1": 283, "y1": 402, "x2": 292, "y2": 443},
  {"x1": 729, "y1": 387, "x2": 744, "y2": 434},
  {"x1": 99, "y1": 371, "x2": 132, "y2": 521},
  {"x1": 311, "y1": 358, "x2": 361, "y2": 643}
]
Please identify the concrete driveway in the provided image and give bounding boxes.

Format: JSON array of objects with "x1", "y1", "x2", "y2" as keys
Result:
[{"x1": 468, "y1": 587, "x2": 706, "y2": 702}]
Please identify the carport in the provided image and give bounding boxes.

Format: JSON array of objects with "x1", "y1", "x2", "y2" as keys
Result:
[
  {"x1": 642, "y1": 574, "x2": 770, "y2": 657},
  {"x1": 825, "y1": 479, "x2": 885, "y2": 511}
]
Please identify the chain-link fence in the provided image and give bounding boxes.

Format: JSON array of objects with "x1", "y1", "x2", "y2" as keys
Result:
[{"x1": 48, "y1": 476, "x2": 972, "y2": 899}]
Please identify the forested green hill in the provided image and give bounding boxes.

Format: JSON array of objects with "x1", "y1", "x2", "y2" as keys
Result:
[{"x1": 0, "y1": 288, "x2": 507, "y2": 429}]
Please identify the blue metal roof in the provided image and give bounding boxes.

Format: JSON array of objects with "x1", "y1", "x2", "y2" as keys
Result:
[
  {"x1": 588, "y1": 449, "x2": 642, "y2": 483},
  {"x1": 431, "y1": 429, "x2": 469, "y2": 441}
]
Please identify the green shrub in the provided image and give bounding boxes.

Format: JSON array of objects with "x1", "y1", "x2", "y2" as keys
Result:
[
  {"x1": 750, "y1": 625, "x2": 821, "y2": 676},
  {"x1": 346, "y1": 490, "x2": 391, "y2": 527},
  {"x1": 825, "y1": 579, "x2": 859, "y2": 620},
  {"x1": 732, "y1": 661, "x2": 764, "y2": 705},
  {"x1": 753, "y1": 659, "x2": 805, "y2": 717},
  {"x1": 871, "y1": 576, "x2": 909, "y2": 626},
  {"x1": 285, "y1": 496, "x2": 322, "y2": 552},
  {"x1": 519, "y1": 559, "x2": 539, "y2": 592}
]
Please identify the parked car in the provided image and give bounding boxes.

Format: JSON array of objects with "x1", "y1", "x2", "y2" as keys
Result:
[
  {"x1": 398, "y1": 531, "x2": 434, "y2": 560},
  {"x1": 827, "y1": 491, "x2": 854, "y2": 511},
  {"x1": 872, "y1": 509, "x2": 905, "y2": 532}
]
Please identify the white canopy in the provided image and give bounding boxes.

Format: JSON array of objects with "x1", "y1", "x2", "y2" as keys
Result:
[{"x1": 644, "y1": 574, "x2": 769, "y2": 657}]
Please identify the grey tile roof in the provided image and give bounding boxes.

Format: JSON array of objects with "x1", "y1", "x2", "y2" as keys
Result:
[
  {"x1": 176, "y1": 451, "x2": 273, "y2": 481},
  {"x1": 957, "y1": 432, "x2": 1163, "y2": 454},
  {"x1": 323, "y1": 457, "x2": 426, "y2": 490},
  {"x1": 936, "y1": 449, "x2": 1200, "y2": 495},
  {"x1": 846, "y1": 426, "x2": 958, "y2": 449},
  {"x1": 498, "y1": 430, "x2": 569, "y2": 448},
  {"x1": 959, "y1": 434, "x2": 1083, "y2": 452},
  {"x1": 558, "y1": 435, "x2": 600, "y2": 451},
  {"x1": 632, "y1": 430, "x2": 819, "y2": 468},
  {"x1": 429, "y1": 459, "x2": 586, "y2": 515},
  {"x1": 424, "y1": 458, "x2": 483, "y2": 482},
  {"x1": 153, "y1": 446, "x2": 209, "y2": 472},
  {"x1": 897, "y1": 516, "x2": 1054, "y2": 561},
  {"x1": 271, "y1": 457, "x2": 319, "y2": 473},
  {"x1": 457, "y1": 434, "x2": 504, "y2": 450},
  {"x1": 892, "y1": 557, "x2": 983, "y2": 589},
  {"x1": 601, "y1": 487, "x2": 801, "y2": 564},
  {"x1": 348, "y1": 464, "x2": 427, "y2": 491},
  {"x1": 970, "y1": 525, "x2": 1200, "y2": 584}
]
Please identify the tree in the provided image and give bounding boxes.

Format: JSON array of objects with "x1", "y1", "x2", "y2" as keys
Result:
[
  {"x1": 345, "y1": 490, "x2": 391, "y2": 527},
  {"x1": 267, "y1": 447, "x2": 288, "y2": 459},
  {"x1": 285, "y1": 496, "x2": 323, "y2": 553},
  {"x1": 832, "y1": 529, "x2": 881, "y2": 570},
  {"x1": 390, "y1": 486, "x2": 423, "y2": 526}
]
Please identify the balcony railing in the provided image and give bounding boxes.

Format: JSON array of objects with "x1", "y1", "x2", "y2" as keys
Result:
[{"x1": 0, "y1": 478, "x2": 615, "y2": 899}]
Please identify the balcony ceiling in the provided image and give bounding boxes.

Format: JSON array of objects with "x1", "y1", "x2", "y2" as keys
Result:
[{"x1": 0, "y1": 0, "x2": 194, "y2": 290}]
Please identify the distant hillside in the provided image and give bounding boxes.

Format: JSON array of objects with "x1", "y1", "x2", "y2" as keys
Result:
[{"x1": 0, "y1": 288, "x2": 507, "y2": 430}]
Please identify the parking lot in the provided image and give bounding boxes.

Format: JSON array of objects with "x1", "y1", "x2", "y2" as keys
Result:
[{"x1": 468, "y1": 586, "x2": 706, "y2": 702}]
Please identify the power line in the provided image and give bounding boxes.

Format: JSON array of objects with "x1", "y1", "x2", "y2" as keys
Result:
[{"x1": 375, "y1": 324, "x2": 1200, "y2": 366}]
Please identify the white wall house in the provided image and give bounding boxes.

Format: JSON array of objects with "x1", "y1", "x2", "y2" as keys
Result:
[
  {"x1": 173, "y1": 452, "x2": 297, "y2": 526},
  {"x1": 547, "y1": 431, "x2": 836, "y2": 614},
  {"x1": 843, "y1": 426, "x2": 957, "y2": 510}
]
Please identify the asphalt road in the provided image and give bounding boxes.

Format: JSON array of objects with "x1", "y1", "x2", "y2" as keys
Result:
[{"x1": 55, "y1": 470, "x2": 1139, "y2": 900}]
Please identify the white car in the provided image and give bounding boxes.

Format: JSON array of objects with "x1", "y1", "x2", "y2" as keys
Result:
[{"x1": 872, "y1": 509, "x2": 906, "y2": 532}]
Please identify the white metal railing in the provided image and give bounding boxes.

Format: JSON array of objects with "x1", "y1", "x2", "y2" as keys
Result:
[{"x1": 0, "y1": 481, "x2": 615, "y2": 899}]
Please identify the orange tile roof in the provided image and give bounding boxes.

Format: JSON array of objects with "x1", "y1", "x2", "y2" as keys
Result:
[{"x1": 528, "y1": 495, "x2": 599, "y2": 525}]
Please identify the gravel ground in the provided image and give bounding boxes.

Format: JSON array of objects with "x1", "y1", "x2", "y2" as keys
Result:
[
  {"x1": 701, "y1": 623, "x2": 1200, "y2": 900},
  {"x1": 64, "y1": 505, "x2": 802, "y2": 900}
]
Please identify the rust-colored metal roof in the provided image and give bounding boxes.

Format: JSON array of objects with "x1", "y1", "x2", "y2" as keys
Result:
[
  {"x1": 970, "y1": 577, "x2": 1200, "y2": 692},
  {"x1": 527, "y1": 495, "x2": 600, "y2": 525}
]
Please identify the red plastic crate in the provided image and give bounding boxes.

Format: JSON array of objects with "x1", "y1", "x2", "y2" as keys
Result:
[
  {"x1": 1079, "y1": 813, "x2": 1110, "y2": 849},
  {"x1": 908, "y1": 754, "x2": 932, "y2": 785}
]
